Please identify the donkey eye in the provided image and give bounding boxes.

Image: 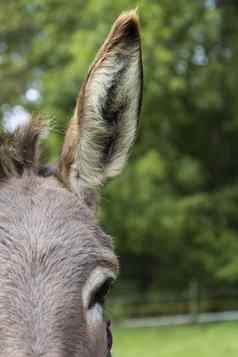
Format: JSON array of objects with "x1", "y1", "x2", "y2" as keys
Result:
[{"x1": 89, "y1": 278, "x2": 113, "y2": 309}]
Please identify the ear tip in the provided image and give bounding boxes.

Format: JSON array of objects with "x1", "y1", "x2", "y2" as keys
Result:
[
  {"x1": 117, "y1": 9, "x2": 140, "y2": 25},
  {"x1": 113, "y1": 9, "x2": 141, "y2": 43}
]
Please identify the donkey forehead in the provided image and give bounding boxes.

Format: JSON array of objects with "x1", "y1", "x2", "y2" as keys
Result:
[{"x1": 0, "y1": 175, "x2": 118, "y2": 278}]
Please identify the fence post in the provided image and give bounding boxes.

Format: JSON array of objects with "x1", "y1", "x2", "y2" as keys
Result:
[{"x1": 189, "y1": 280, "x2": 199, "y2": 323}]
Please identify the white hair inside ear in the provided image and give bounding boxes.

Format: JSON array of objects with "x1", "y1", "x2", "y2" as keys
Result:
[{"x1": 59, "y1": 11, "x2": 143, "y2": 200}]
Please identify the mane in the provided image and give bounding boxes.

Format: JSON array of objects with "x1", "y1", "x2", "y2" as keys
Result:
[{"x1": 0, "y1": 116, "x2": 46, "y2": 179}]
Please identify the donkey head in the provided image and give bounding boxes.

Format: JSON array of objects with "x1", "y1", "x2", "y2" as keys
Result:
[{"x1": 0, "y1": 11, "x2": 143, "y2": 357}]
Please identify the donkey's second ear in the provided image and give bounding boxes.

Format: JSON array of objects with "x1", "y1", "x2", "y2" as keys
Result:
[{"x1": 59, "y1": 11, "x2": 143, "y2": 198}]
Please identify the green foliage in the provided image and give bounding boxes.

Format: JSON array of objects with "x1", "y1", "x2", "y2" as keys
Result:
[{"x1": 1, "y1": 0, "x2": 238, "y2": 293}]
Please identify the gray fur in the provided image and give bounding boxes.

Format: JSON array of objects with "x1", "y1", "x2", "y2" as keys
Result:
[
  {"x1": 0, "y1": 10, "x2": 143, "y2": 357},
  {"x1": 0, "y1": 175, "x2": 116, "y2": 356}
]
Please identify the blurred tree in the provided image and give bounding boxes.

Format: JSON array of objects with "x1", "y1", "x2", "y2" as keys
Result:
[{"x1": 1, "y1": 0, "x2": 238, "y2": 295}]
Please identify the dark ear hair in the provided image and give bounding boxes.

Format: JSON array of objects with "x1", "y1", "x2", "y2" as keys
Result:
[
  {"x1": 0, "y1": 117, "x2": 44, "y2": 179},
  {"x1": 59, "y1": 10, "x2": 143, "y2": 199}
]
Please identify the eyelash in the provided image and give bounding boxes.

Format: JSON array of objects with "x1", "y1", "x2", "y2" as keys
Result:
[{"x1": 88, "y1": 278, "x2": 114, "y2": 309}]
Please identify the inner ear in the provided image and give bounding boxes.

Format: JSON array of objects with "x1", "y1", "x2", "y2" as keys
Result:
[{"x1": 59, "y1": 11, "x2": 143, "y2": 199}]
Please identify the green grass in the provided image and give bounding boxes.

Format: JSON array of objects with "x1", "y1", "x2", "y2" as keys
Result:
[{"x1": 113, "y1": 322, "x2": 238, "y2": 357}]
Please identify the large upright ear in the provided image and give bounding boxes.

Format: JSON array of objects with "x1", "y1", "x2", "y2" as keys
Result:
[{"x1": 59, "y1": 10, "x2": 143, "y2": 199}]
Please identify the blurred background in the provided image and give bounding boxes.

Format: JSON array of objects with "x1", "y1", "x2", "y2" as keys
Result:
[{"x1": 1, "y1": 0, "x2": 238, "y2": 356}]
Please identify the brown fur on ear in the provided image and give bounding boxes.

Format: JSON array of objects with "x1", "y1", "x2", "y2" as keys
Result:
[
  {"x1": 59, "y1": 10, "x2": 143, "y2": 193},
  {"x1": 0, "y1": 116, "x2": 46, "y2": 179},
  {"x1": 85, "y1": 10, "x2": 142, "y2": 92}
]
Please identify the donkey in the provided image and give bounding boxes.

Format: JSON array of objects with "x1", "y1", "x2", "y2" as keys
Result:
[{"x1": 0, "y1": 10, "x2": 143, "y2": 357}]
